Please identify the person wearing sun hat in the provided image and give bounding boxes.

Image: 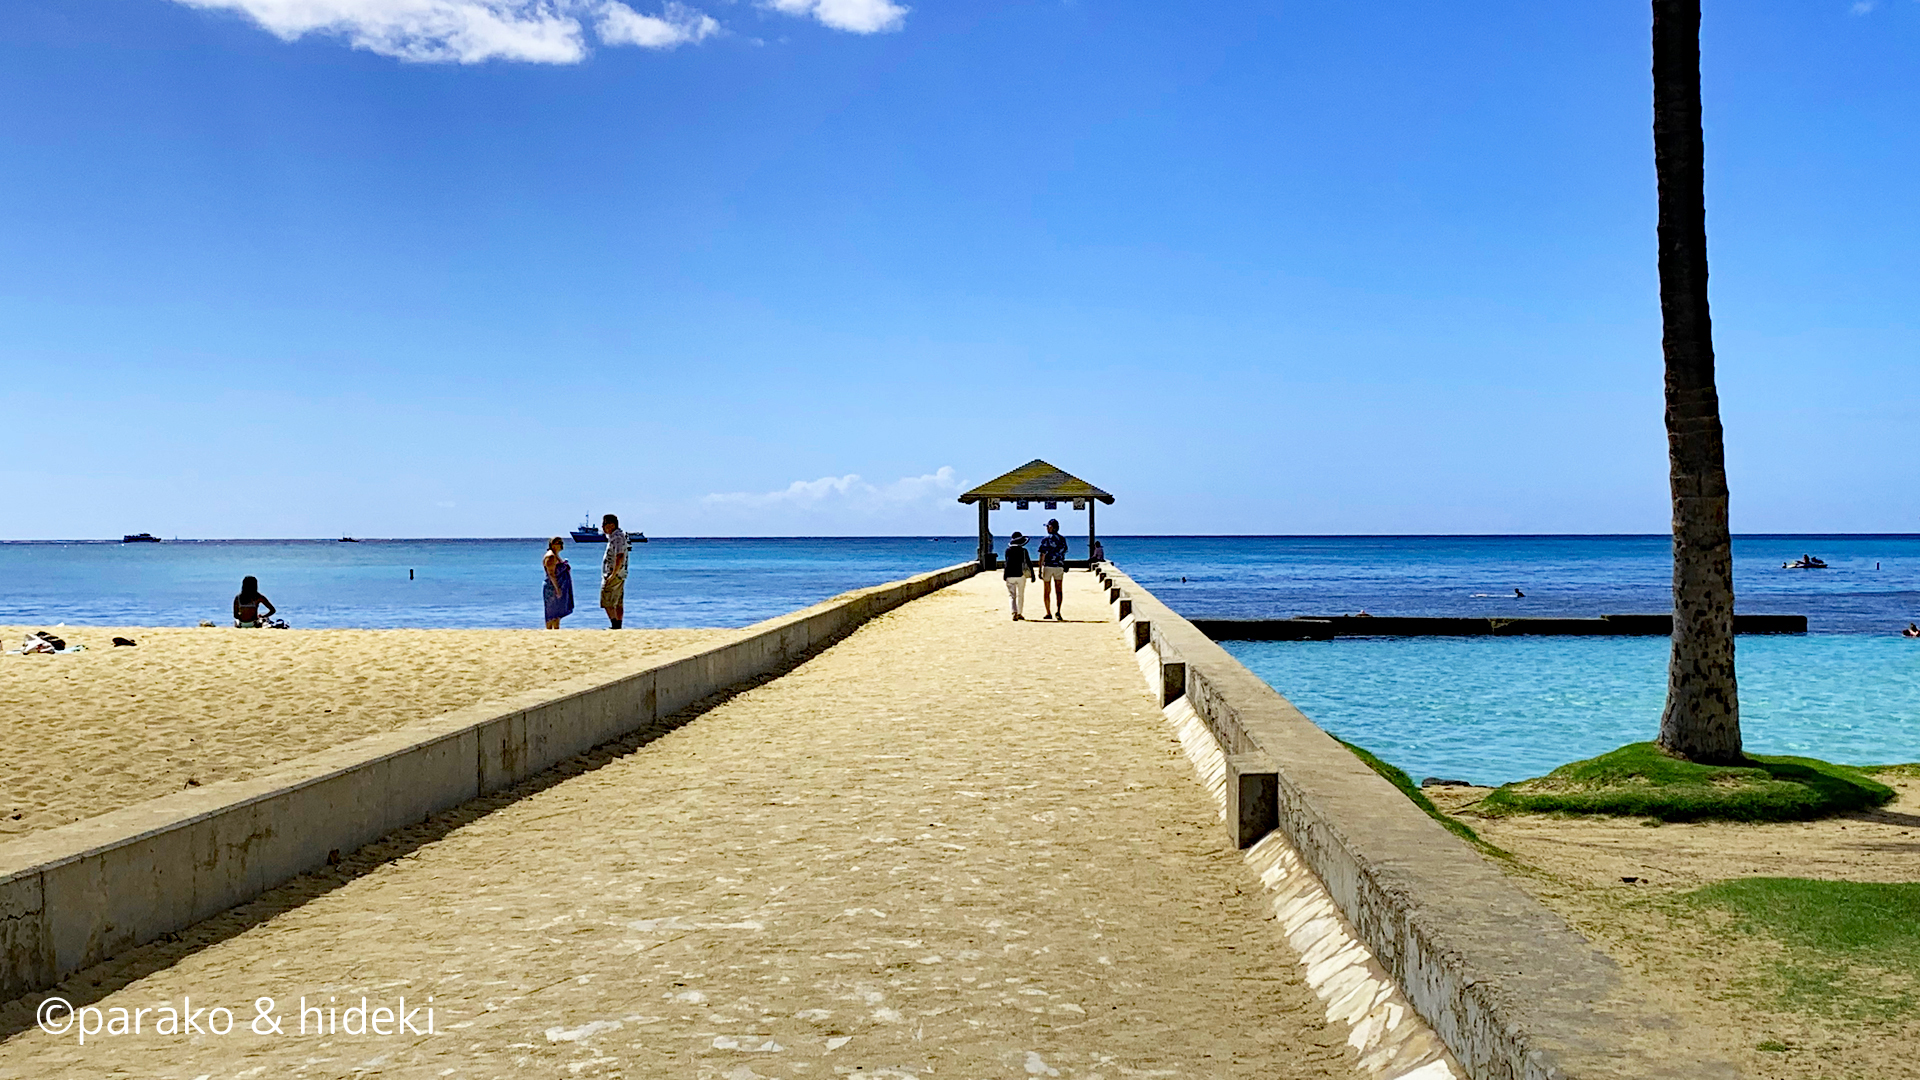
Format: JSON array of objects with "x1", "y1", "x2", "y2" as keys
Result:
[{"x1": 1002, "y1": 532, "x2": 1036, "y2": 621}]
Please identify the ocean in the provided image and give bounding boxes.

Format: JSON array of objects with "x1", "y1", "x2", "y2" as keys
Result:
[
  {"x1": 5, "y1": 534, "x2": 1917, "y2": 779},
  {"x1": 0, "y1": 537, "x2": 980, "y2": 630}
]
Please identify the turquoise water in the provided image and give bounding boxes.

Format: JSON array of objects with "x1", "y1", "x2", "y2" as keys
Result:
[{"x1": 1225, "y1": 635, "x2": 1920, "y2": 784}]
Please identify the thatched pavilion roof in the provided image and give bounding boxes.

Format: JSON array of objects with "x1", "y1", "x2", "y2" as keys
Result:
[{"x1": 957, "y1": 460, "x2": 1114, "y2": 505}]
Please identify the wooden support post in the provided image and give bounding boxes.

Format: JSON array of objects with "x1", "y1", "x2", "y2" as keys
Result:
[
  {"x1": 977, "y1": 501, "x2": 991, "y2": 569},
  {"x1": 1088, "y1": 500, "x2": 1097, "y2": 563}
]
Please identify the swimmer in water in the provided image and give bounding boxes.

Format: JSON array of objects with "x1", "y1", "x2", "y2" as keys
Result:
[{"x1": 1514, "y1": 588, "x2": 1525, "y2": 598}]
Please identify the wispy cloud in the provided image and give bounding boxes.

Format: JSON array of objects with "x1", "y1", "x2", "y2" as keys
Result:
[
  {"x1": 761, "y1": 0, "x2": 907, "y2": 34},
  {"x1": 175, "y1": 0, "x2": 593, "y2": 63},
  {"x1": 596, "y1": 0, "x2": 718, "y2": 47},
  {"x1": 173, "y1": 0, "x2": 900, "y2": 63},
  {"x1": 703, "y1": 467, "x2": 962, "y2": 512},
  {"x1": 1851, "y1": 0, "x2": 1877, "y2": 12}
]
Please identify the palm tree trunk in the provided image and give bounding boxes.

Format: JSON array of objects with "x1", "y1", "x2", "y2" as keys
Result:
[{"x1": 1652, "y1": 0, "x2": 1742, "y2": 763}]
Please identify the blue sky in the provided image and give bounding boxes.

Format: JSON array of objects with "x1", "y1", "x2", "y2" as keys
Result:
[{"x1": 2, "y1": 0, "x2": 1915, "y2": 538}]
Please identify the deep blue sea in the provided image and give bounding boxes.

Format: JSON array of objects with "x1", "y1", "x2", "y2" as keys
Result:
[{"x1": 5, "y1": 534, "x2": 1917, "y2": 778}]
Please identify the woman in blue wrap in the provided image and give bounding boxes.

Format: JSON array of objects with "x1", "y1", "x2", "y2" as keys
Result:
[{"x1": 542, "y1": 537, "x2": 575, "y2": 629}]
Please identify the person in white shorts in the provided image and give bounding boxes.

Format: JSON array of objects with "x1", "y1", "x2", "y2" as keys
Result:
[
  {"x1": 1002, "y1": 533, "x2": 1035, "y2": 620},
  {"x1": 1037, "y1": 518, "x2": 1069, "y2": 620}
]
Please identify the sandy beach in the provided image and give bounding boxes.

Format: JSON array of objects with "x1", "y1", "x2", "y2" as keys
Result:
[
  {"x1": 0, "y1": 572, "x2": 1363, "y2": 1079},
  {"x1": 1430, "y1": 777, "x2": 1920, "y2": 1079},
  {"x1": 0, "y1": 625, "x2": 723, "y2": 839}
]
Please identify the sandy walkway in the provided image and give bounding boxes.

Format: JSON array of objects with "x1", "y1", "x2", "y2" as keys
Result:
[
  {"x1": 0, "y1": 625, "x2": 722, "y2": 837},
  {"x1": 1431, "y1": 779, "x2": 1920, "y2": 1079},
  {"x1": 0, "y1": 572, "x2": 1358, "y2": 1079}
]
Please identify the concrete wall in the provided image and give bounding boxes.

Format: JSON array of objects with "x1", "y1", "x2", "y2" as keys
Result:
[
  {"x1": 1194, "y1": 613, "x2": 1807, "y2": 639},
  {"x1": 0, "y1": 562, "x2": 978, "y2": 1001},
  {"x1": 1094, "y1": 562, "x2": 1737, "y2": 1080}
]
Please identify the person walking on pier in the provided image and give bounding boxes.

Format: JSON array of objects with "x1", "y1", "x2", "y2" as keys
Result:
[
  {"x1": 1038, "y1": 518, "x2": 1068, "y2": 620},
  {"x1": 600, "y1": 513, "x2": 630, "y2": 629},
  {"x1": 1003, "y1": 532, "x2": 1035, "y2": 620}
]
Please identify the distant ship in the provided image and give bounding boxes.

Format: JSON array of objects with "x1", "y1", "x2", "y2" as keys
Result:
[
  {"x1": 338, "y1": 536, "x2": 360, "y2": 543},
  {"x1": 569, "y1": 519, "x2": 647, "y2": 543},
  {"x1": 122, "y1": 533, "x2": 161, "y2": 543}
]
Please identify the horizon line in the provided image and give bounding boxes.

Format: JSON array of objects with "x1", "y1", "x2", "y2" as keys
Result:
[{"x1": 7, "y1": 532, "x2": 1920, "y2": 544}]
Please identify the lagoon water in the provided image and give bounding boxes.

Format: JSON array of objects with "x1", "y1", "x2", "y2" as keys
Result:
[
  {"x1": 1114, "y1": 535, "x2": 1920, "y2": 779},
  {"x1": 1223, "y1": 635, "x2": 1920, "y2": 785},
  {"x1": 5, "y1": 533, "x2": 1918, "y2": 777}
]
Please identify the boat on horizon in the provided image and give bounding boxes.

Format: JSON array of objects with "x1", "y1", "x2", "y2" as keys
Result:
[
  {"x1": 121, "y1": 532, "x2": 161, "y2": 543},
  {"x1": 339, "y1": 536, "x2": 360, "y2": 543},
  {"x1": 569, "y1": 518, "x2": 647, "y2": 544}
]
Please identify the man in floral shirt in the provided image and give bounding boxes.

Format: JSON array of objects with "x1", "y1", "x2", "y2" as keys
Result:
[
  {"x1": 600, "y1": 513, "x2": 630, "y2": 629},
  {"x1": 1037, "y1": 518, "x2": 1069, "y2": 620}
]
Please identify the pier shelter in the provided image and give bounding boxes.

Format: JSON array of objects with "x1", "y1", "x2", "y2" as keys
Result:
[{"x1": 958, "y1": 459, "x2": 1113, "y2": 569}]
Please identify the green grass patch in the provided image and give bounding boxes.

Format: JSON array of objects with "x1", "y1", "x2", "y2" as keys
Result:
[
  {"x1": 1336, "y1": 739, "x2": 1506, "y2": 857},
  {"x1": 1689, "y1": 878, "x2": 1920, "y2": 1017},
  {"x1": 1478, "y1": 742, "x2": 1893, "y2": 822},
  {"x1": 1861, "y1": 762, "x2": 1920, "y2": 780}
]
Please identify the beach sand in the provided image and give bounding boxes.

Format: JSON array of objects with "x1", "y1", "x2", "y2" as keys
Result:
[
  {"x1": 0, "y1": 625, "x2": 723, "y2": 839},
  {"x1": 0, "y1": 572, "x2": 1362, "y2": 1079},
  {"x1": 1430, "y1": 778, "x2": 1920, "y2": 1079}
]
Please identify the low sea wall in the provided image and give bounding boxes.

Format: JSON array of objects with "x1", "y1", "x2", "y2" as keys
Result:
[
  {"x1": 1095, "y1": 562, "x2": 1736, "y2": 1080},
  {"x1": 1196, "y1": 613, "x2": 1807, "y2": 640},
  {"x1": 0, "y1": 562, "x2": 978, "y2": 1001}
]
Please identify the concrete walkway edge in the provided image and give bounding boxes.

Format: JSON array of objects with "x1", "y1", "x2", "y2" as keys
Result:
[{"x1": 1096, "y1": 561, "x2": 1738, "y2": 1080}]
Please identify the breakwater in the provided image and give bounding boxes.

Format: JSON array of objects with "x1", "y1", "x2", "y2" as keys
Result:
[{"x1": 1196, "y1": 613, "x2": 1806, "y2": 640}]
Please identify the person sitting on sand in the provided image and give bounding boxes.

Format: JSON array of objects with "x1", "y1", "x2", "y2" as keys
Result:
[
  {"x1": 543, "y1": 537, "x2": 575, "y2": 630},
  {"x1": 233, "y1": 576, "x2": 276, "y2": 629}
]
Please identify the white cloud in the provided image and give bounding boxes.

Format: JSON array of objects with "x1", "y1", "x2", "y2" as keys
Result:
[
  {"x1": 175, "y1": 0, "x2": 592, "y2": 63},
  {"x1": 762, "y1": 0, "x2": 907, "y2": 34},
  {"x1": 1852, "y1": 0, "x2": 1876, "y2": 13},
  {"x1": 596, "y1": 1, "x2": 718, "y2": 47},
  {"x1": 173, "y1": 0, "x2": 904, "y2": 62},
  {"x1": 703, "y1": 467, "x2": 962, "y2": 512}
]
